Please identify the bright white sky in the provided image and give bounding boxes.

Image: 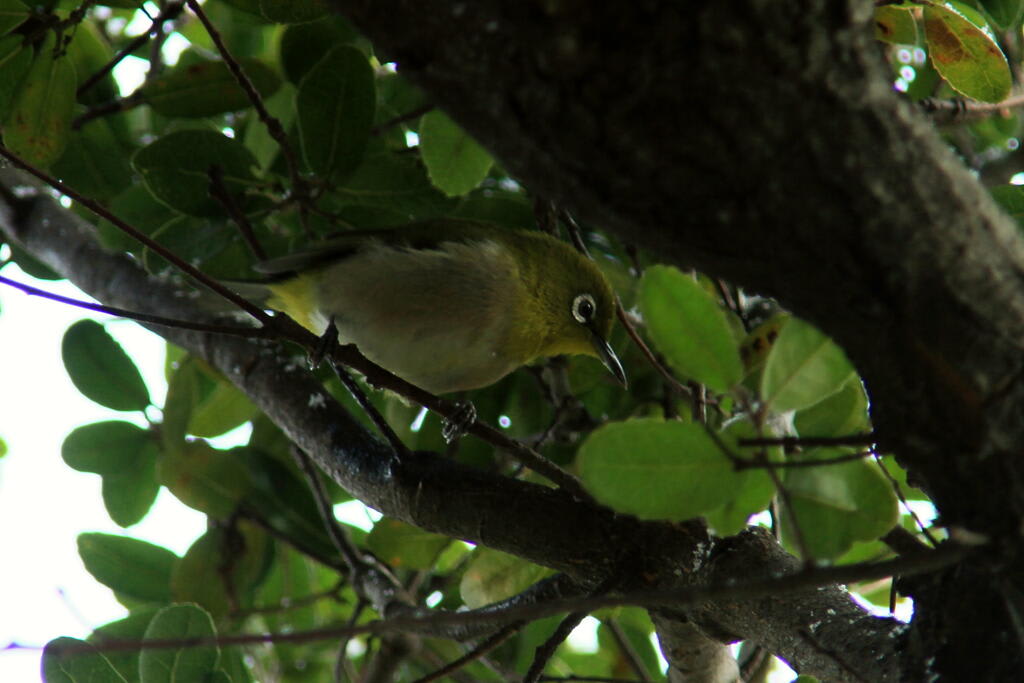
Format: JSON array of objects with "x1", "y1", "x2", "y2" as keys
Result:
[{"x1": 0, "y1": 265, "x2": 207, "y2": 680}]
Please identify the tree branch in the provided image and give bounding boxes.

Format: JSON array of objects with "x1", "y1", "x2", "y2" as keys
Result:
[{"x1": 0, "y1": 169, "x2": 904, "y2": 681}]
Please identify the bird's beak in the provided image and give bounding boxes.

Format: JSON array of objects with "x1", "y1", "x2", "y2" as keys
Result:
[{"x1": 590, "y1": 328, "x2": 627, "y2": 388}]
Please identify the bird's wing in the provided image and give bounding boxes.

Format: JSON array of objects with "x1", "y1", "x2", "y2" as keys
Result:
[{"x1": 252, "y1": 219, "x2": 496, "y2": 276}]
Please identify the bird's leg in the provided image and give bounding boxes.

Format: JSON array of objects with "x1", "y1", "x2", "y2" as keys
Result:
[
  {"x1": 442, "y1": 401, "x2": 477, "y2": 444},
  {"x1": 308, "y1": 316, "x2": 339, "y2": 369}
]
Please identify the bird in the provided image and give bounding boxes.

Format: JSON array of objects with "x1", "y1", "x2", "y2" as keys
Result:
[{"x1": 233, "y1": 218, "x2": 626, "y2": 395}]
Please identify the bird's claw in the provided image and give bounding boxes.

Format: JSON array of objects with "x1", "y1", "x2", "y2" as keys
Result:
[
  {"x1": 442, "y1": 401, "x2": 477, "y2": 444},
  {"x1": 308, "y1": 318, "x2": 338, "y2": 369}
]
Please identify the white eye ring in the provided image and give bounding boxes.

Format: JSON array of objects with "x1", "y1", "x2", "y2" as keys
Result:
[{"x1": 572, "y1": 293, "x2": 596, "y2": 324}]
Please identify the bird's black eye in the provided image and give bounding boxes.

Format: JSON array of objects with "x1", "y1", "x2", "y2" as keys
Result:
[{"x1": 571, "y1": 293, "x2": 596, "y2": 324}]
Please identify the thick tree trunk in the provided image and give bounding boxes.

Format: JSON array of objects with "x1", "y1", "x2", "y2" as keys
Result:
[{"x1": 333, "y1": 0, "x2": 1024, "y2": 680}]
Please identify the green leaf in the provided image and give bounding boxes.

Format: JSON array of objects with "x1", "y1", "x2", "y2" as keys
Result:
[
  {"x1": 243, "y1": 83, "x2": 296, "y2": 170},
  {"x1": 579, "y1": 419, "x2": 746, "y2": 520},
  {"x1": 880, "y1": 455, "x2": 930, "y2": 501},
  {"x1": 460, "y1": 548, "x2": 551, "y2": 608},
  {"x1": 978, "y1": 0, "x2": 1023, "y2": 29},
  {"x1": 171, "y1": 524, "x2": 273, "y2": 617},
  {"x1": 0, "y1": 436, "x2": 6, "y2": 459},
  {"x1": 760, "y1": 316, "x2": 855, "y2": 413},
  {"x1": 96, "y1": 184, "x2": 174, "y2": 253},
  {"x1": 990, "y1": 184, "x2": 1024, "y2": 228},
  {"x1": 297, "y1": 45, "x2": 375, "y2": 177},
  {"x1": 187, "y1": 372, "x2": 258, "y2": 438},
  {"x1": 52, "y1": 118, "x2": 134, "y2": 201},
  {"x1": 0, "y1": 35, "x2": 32, "y2": 118},
  {"x1": 0, "y1": 0, "x2": 29, "y2": 37},
  {"x1": 64, "y1": 18, "x2": 118, "y2": 106},
  {"x1": 260, "y1": 0, "x2": 329, "y2": 23},
  {"x1": 794, "y1": 377, "x2": 870, "y2": 438},
  {"x1": 703, "y1": 420, "x2": 780, "y2": 536},
  {"x1": 140, "y1": 604, "x2": 219, "y2": 683},
  {"x1": 88, "y1": 608, "x2": 161, "y2": 683},
  {"x1": 367, "y1": 518, "x2": 450, "y2": 570},
  {"x1": 874, "y1": 6, "x2": 918, "y2": 45},
  {"x1": 923, "y1": 3, "x2": 1011, "y2": 103},
  {"x1": 133, "y1": 130, "x2": 258, "y2": 217},
  {"x1": 140, "y1": 57, "x2": 280, "y2": 118},
  {"x1": 143, "y1": 215, "x2": 255, "y2": 279},
  {"x1": 62, "y1": 320, "x2": 151, "y2": 412},
  {"x1": 77, "y1": 533, "x2": 178, "y2": 603},
  {"x1": 101, "y1": 456, "x2": 160, "y2": 528},
  {"x1": 62, "y1": 421, "x2": 160, "y2": 527},
  {"x1": 159, "y1": 441, "x2": 251, "y2": 518},
  {"x1": 333, "y1": 151, "x2": 454, "y2": 216},
  {"x1": 62, "y1": 419, "x2": 151, "y2": 473},
  {"x1": 781, "y1": 450, "x2": 899, "y2": 560},
  {"x1": 162, "y1": 354, "x2": 199, "y2": 451},
  {"x1": 419, "y1": 110, "x2": 494, "y2": 196},
  {"x1": 42, "y1": 637, "x2": 128, "y2": 683},
  {"x1": 237, "y1": 448, "x2": 344, "y2": 561},
  {"x1": 279, "y1": 16, "x2": 359, "y2": 83},
  {"x1": 597, "y1": 610, "x2": 662, "y2": 679},
  {"x1": 163, "y1": 356, "x2": 258, "y2": 440},
  {"x1": 2, "y1": 35, "x2": 77, "y2": 167},
  {"x1": 637, "y1": 265, "x2": 743, "y2": 393}
]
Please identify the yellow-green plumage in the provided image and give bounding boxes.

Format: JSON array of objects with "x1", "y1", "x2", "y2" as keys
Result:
[{"x1": 246, "y1": 219, "x2": 623, "y2": 394}]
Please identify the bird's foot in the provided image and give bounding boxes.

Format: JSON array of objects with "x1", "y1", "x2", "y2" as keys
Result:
[
  {"x1": 308, "y1": 318, "x2": 338, "y2": 369},
  {"x1": 442, "y1": 401, "x2": 477, "y2": 444}
]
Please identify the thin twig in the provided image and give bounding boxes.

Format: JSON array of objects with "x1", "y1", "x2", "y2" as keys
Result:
[
  {"x1": 558, "y1": 209, "x2": 694, "y2": 401},
  {"x1": 292, "y1": 447, "x2": 366, "y2": 571},
  {"x1": 732, "y1": 450, "x2": 872, "y2": 470},
  {"x1": 764, "y1": 460, "x2": 812, "y2": 562},
  {"x1": 0, "y1": 273, "x2": 271, "y2": 338},
  {"x1": 29, "y1": 539, "x2": 973, "y2": 657},
  {"x1": 371, "y1": 104, "x2": 434, "y2": 136},
  {"x1": 0, "y1": 144, "x2": 273, "y2": 324},
  {"x1": 328, "y1": 353, "x2": 411, "y2": 457},
  {"x1": 410, "y1": 624, "x2": 522, "y2": 683},
  {"x1": 208, "y1": 164, "x2": 268, "y2": 260},
  {"x1": 76, "y1": 1, "x2": 187, "y2": 97},
  {"x1": 739, "y1": 433, "x2": 877, "y2": 449},
  {"x1": 524, "y1": 611, "x2": 589, "y2": 683},
  {"x1": 710, "y1": 408, "x2": 813, "y2": 561},
  {"x1": 232, "y1": 579, "x2": 346, "y2": 618},
  {"x1": 605, "y1": 619, "x2": 653, "y2": 683},
  {"x1": 185, "y1": 0, "x2": 307, "y2": 201},
  {"x1": 73, "y1": 92, "x2": 145, "y2": 129},
  {"x1": 335, "y1": 599, "x2": 369, "y2": 683},
  {"x1": 875, "y1": 453, "x2": 940, "y2": 547}
]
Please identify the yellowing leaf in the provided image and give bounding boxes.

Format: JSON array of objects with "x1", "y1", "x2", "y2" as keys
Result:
[
  {"x1": 2, "y1": 37, "x2": 77, "y2": 167},
  {"x1": 923, "y1": 4, "x2": 1011, "y2": 103},
  {"x1": 460, "y1": 548, "x2": 550, "y2": 608}
]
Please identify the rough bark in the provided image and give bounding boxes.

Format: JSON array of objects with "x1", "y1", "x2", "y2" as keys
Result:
[{"x1": 331, "y1": 1, "x2": 1024, "y2": 679}]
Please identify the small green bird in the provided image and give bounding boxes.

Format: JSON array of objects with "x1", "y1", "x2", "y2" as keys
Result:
[{"x1": 238, "y1": 219, "x2": 626, "y2": 395}]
